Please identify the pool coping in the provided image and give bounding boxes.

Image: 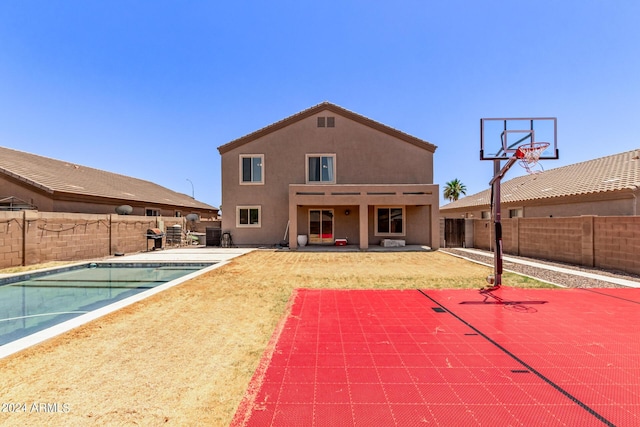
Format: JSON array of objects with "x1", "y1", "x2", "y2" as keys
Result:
[{"x1": 0, "y1": 262, "x2": 215, "y2": 286}]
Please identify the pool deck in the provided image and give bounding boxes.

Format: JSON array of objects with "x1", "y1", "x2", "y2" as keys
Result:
[
  {"x1": 105, "y1": 247, "x2": 256, "y2": 263},
  {"x1": 288, "y1": 244, "x2": 433, "y2": 253}
]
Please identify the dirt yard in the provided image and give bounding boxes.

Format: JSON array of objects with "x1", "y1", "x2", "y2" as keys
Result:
[{"x1": 0, "y1": 250, "x2": 552, "y2": 426}]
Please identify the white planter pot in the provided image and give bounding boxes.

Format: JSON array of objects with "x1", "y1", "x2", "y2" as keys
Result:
[{"x1": 297, "y1": 235, "x2": 308, "y2": 247}]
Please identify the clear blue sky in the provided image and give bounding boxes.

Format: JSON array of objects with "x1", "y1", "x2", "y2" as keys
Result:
[{"x1": 1, "y1": 1, "x2": 639, "y2": 210}]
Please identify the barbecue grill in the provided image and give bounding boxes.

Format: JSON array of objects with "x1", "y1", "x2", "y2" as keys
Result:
[{"x1": 146, "y1": 228, "x2": 164, "y2": 250}]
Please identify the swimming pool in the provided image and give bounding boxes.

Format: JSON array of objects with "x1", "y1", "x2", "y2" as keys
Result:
[{"x1": 0, "y1": 262, "x2": 214, "y2": 354}]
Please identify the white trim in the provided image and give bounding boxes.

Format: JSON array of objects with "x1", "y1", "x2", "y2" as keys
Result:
[
  {"x1": 236, "y1": 205, "x2": 261, "y2": 228},
  {"x1": 239, "y1": 154, "x2": 264, "y2": 185},
  {"x1": 374, "y1": 206, "x2": 406, "y2": 237},
  {"x1": 305, "y1": 153, "x2": 336, "y2": 184}
]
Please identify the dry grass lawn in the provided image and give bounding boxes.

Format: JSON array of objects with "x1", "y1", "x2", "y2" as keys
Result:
[
  {"x1": 0, "y1": 250, "x2": 552, "y2": 426},
  {"x1": 0, "y1": 261, "x2": 76, "y2": 275}
]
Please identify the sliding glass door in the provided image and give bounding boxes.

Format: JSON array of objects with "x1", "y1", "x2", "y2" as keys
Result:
[{"x1": 309, "y1": 209, "x2": 334, "y2": 244}]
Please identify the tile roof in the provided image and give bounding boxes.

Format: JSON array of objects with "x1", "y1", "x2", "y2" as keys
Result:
[
  {"x1": 441, "y1": 149, "x2": 640, "y2": 210},
  {"x1": 0, "y1": 146, "x2": 217, "y2": 210},
  {"x1": 217, "y1": 101, "x2": 437, "y2": 154}
]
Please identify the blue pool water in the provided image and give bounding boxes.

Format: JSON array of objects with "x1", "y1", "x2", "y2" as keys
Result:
[{"x1": 0, "y1": 262, "x2": 212, "y2": 346}]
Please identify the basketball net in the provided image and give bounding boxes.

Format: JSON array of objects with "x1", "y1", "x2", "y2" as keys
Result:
[{"x1": 515, "y1": 142, "x2": 549, "y2": 174}]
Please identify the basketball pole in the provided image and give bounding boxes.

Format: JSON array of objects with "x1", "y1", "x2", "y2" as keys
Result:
[
  {"x1": 487, "y1": 155, "x2": 518, "y2": 289},
  {"x1": 480, "y1": 117, "x2": 557, "y2": 291}
]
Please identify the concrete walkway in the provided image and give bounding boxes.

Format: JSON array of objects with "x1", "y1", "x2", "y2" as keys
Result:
[
  {"x1": 105, "y1": 247, "x2": 255, "y2": 263},
  {"x1": 449, "y1": 247, "x2": 640, "y2": 289},
  {"x1": 288, "y1": 244, "x2": 432, "y2": 252}
]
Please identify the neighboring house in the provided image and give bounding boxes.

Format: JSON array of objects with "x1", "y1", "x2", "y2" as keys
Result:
[
  {"x1": 0, "y1": 146, "x2": 219, "y2": 218},
  {"x1": 441, "y1": 149, "x2": 640, "y2": 219},
  {"x1": 217, "y1": 102, "x2": 440, "y2": 249}
]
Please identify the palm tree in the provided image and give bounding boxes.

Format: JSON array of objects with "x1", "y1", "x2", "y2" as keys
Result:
[{"x1": 443, "y1": 179, "x2": 467, "y2": 202}]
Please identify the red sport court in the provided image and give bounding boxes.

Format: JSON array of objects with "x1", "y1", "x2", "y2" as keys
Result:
[{"x1": 232, "y1": 287, "x2": 639, "y2": 426}]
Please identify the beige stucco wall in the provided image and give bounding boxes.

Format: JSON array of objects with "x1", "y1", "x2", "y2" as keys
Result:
[
  {"x1": 441, "y1": 192, "x2": 638, "y2": 219},
  {"x1": 522, "y1": 197, "x2": 636, "y2": 217},
  {"x1": 220, "y1": 108, "x2": 437, "y2": 247},
  {"x1": 0, "y1": 175, "x2": 55, "y2": 211}
]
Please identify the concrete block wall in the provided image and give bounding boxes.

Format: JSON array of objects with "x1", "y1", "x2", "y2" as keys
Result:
[
  {"x1": 594, "y1": 217, "x2": 640, "y2": 274},
  {"x1": 468, "y1": 216, "x2": 640, "y2": 276},
  {"x1": 473, "y1": 220, "x2": 492, "y2": 251},
  {"x1": 0, "y1": 211, "x2": 183, "y2": 269},
  {"x1": 517, "y1": 217, "x2": 584, "y2": 265},
  {"x1": 110, "y1": 216, "x2": 159, "y2": 255},
  {"x1": 0, "y1": 211, "x2": 24, "y2": 268},
  {"x1": 501, "y1": 218, "x2": 519, "y2": 255},
  {"x1": 24, "y1": 212, "x2": 111, "y2": 265}
]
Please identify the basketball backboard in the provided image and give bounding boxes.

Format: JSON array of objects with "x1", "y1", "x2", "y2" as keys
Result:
[{"x1": 480, "y1": 117, "x2": 558, "y2": 161}]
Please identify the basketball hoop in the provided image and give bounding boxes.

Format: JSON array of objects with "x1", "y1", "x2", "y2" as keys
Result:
[{"x1": 515, "y1": 142, "x2": 550, "y2": 174}]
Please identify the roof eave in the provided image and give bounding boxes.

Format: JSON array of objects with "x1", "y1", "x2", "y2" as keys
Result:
[
  {"x1": 50, "y1": 191, "x2": 218, "y2": 211},
  {"x1": 0, "y1": 168, "x2": 54, "y2": 194}
]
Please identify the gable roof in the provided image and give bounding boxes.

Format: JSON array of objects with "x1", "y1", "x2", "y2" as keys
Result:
[
  {"x1": 217, "y1": 101, "x2": 437, "y2": 154},
  {"x1": 441, "y1": 149, "x2": 640, "y2": 210},
  {"x1": 0, "y1": 146, "x2": 217, "y2": 210}
]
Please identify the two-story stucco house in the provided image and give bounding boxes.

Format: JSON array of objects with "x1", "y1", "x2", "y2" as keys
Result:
[{"x1": 217, "y1": 102, "x2": 440, "y2": 250}]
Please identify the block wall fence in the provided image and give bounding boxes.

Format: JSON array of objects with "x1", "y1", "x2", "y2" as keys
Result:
[
  {"x1": 0, "y1": 211, "x2": 218, "y2": 269},
  {"x1": 471, "y1": 216, "x2": 640, "y2": 276},
  {"x1": 3, "y1": 211, "x2": 638, "y2": 275}
]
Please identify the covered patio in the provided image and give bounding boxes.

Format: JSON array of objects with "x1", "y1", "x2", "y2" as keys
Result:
[{"x1": 288, "y1": 184, "x2": 440, "y2": 250}]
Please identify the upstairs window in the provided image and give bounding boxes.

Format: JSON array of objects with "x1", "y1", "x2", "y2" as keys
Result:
[
  {"x1": 306, "y1": 154, "x2": 335, "y2": 183},
  {"x1": 240, "y1": 154, "x2": 264, "y2": 184}
]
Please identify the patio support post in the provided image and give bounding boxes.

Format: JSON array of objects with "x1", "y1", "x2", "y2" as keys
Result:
[
  {"x1": 359, "y1": 203, "x2": 368, "y2": 249},
  {"x1": 289, "y1": 203, "x2": 298, "y2": 249},
  {"x1": 430, "y1": 203, "x2": 440, "y2": 250}
]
